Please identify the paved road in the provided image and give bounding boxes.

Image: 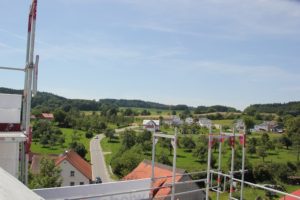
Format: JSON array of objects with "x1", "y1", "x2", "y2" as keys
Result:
[
  {"x1": 90, "y1": 134, "x2": 113, "y2": 183},
  {"x1": 90, "y1": 126, "x2": 140, "y2": 183}
]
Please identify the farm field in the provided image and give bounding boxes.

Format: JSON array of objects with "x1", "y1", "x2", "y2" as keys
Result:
[{"x1": 31, "y1": 128, "x2": 91, "y2": 161}]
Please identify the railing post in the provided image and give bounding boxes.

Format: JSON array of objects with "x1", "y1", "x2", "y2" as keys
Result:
[
  {"x1": 171, "y1": 128, "x2": 178, "y2": 200},
  {"x1": 240, "y1": 127, "x2": 246, "y2": 200},
  {"x1": 217, "y1": 126, "x2": 222, "y2": 200},
  {"x1": 206, "y1": 126, "x2": 212, "y2": 200},
  {"x1": 229, "y1": 128, "x2": 235, "y2": 199}
]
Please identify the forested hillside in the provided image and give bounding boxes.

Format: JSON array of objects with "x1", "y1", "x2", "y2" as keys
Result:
[
  {"x1": 244, "y1": 102, "x2": 300, "y2": 116},
  {"x1": 0, "y1": 87, "x2": 240, "y2": 113}
]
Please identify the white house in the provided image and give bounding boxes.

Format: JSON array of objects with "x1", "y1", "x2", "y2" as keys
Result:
[
  {"x1": 55, "y1": 150, "x2": 92, "y2": 186},
  {"x1": 198, "y1": 118, "x2": 212, "y2": 128},
  {"x1": 142, "y1": 120, "x2": 160, "y2": 132},
  {"x1": 185, "y1": 117, "x2": 194, "y2": 125},
  {"x1": 164, "y1": 115, "x2": 183, "y2": 126},
  {"x1": 254, "y1": 121, "x2": 277, "y2": 132},
  {"x1": 235, "y1": 119, "x2": 245, "y2": 131}
]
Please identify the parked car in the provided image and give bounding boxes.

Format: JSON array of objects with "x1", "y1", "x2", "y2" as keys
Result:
[{"x1": 95, "y1": 176, "x2": 102, "y2": 184}]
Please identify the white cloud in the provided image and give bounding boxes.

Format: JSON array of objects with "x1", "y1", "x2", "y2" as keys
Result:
[{"x1": 122, "y1": 0, "x2": 300, "y2": 39}]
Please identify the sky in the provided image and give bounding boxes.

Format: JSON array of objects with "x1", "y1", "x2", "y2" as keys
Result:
[{"x1": 0, "y1": 0, "x2": 300, "y2": 110}]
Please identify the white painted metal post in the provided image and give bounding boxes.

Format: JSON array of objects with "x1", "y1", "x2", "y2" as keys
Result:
[
  {"x1": 229, "y1": 128, "x2": 235, "y2": 199},
  {"x1": 24, "y1": 0, "x2": 37, "y2": 185},
  {"x1": 216, "y1": 126, "x2": 222, "y2": 200},
  {"x1": 171, "y1": 128, "x2": 178, "y2": 200},
  {"x1": 240, "y1": 127, "x2": 246, "y2": 200},
  {"x1": 205, "y1": 126, "x2": 212, "y2": 200},
  {"x1": 20, "y1": 4, "x2": 33, "y2": 183},
  {"x1": 151, "y1": 131, "x2": 157, "y2": 199}
]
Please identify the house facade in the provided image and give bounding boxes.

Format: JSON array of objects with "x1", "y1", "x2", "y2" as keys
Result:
[
  {"x1": 198, "y1": 118, "x2": 212, "y2": 128},
  {"x1": 235, "y1": 119, "x2": 245, "y2": 131},
  {"x1": 254, "y1": 121, "x2": 278, "y2": 132},
  {"x1": 164, "y1": 115, "x2": 183, "y2": 126},
  {"x1": 143, "y1": 120, "x2": 160, "y2": 132},
  {"x1": 185, "y1": 117, "x2": 194, "y2": 125},
  {"x1": 55, "y1": 150, "x2": 92, "y2": 186}
]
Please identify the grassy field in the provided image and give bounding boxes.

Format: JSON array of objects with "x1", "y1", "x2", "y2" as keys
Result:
[
  {"x1": 100, "y1": 130, "x2": 299, "y2": 198},
  {"x1": 31, "y1": 128, "x2": 91, "y2": 161},
  {"x1": 213, "y1": 119, "x2": 234, "y2": 127}
]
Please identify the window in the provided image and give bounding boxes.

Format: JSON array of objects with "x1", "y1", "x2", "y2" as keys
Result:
[
  {"x1": 79, "y1": 182, "x2": 84, "y2": 185},
  {"x1": 70, "y1": 171, "x2": 75, "y2": 177},
  {"x1": 70, "y1": 182, "x2": 75, "y2": 186}
]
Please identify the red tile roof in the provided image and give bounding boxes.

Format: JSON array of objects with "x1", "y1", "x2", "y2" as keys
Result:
[
  {"x1": 40, "y1": 113, "x2": 54, "y2": 119},
  {"x1": 123, "y1": 160, "x2": 185, "y2": 199},
  {"x1": 280, "y1": 189, "x2": 300, "y2": 200},
  {"x1": 55, "y1": 150, "x2": 92, "y2": 180}
]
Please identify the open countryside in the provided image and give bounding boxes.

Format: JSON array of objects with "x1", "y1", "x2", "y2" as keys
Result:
[
  {"x1": 1, "y1": 87, "x2": 299, "y2": 199},
  {"x1": 1, "y1": 1, "x2": 300, "y2": 199}
]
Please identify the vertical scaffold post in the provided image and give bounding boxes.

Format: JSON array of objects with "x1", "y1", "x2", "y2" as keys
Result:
[
  {"x1": 24, "y1": 0, "x2": 37, "y2": 186},
  {"x1": 20, "y1": 3, "x2": 33, "y2": 184},
  {"x1": 240, "y1": 126, "x2": 246, "y2": 200},
  {"x1": 216, "y1": 126, "x2": 223, "y2": 200},
  {"x1": 229, "y1": 128, "x2": 235, "y2": 199},
  {"x1": 171, "y1": 128, "x2": 178, "y2": 200},
  {"x1": 151, "y1": 129, "x2": 157, "y2": 199},
  {"x1": 206, "y1": 126, "x2": 212, "y2": 200}
]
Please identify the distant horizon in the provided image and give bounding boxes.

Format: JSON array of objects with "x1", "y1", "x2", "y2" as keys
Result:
[
  {"x1": 2, "y1": 87, "x2": 299, "y2": 111},
  {"x1": 1, "y1": 1, "x2": 300, "y2": 111}
]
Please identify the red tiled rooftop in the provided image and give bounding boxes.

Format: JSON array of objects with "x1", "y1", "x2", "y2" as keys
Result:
[
  {"x1": 123, "y1": 160, "x2": 185, "y2": 199},
  {"x1": 56, "y1": 150, "x2": 92, "y2": 180},
  {"x1": 40, "y1": 113, "x2": 54, "y2": 119},
  {"x1": 280, "y1": 189, "x2": 300, "y2": 200}
]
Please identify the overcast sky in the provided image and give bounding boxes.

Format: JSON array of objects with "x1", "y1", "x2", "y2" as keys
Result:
[{"x1": 0, "y1": 0, "x2": 300, "y2": 110}]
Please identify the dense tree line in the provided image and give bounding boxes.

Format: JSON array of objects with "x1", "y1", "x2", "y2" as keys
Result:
[
  {"x1": 1, "y1": 87, "x2": 241, "y2": 114},
  {"x1": 194, "y1": 105, "x2": 239, "y2": 114},
  {"x1": 244, "y1": 101, "x2": 300, "y2": 116},
  {"x1": 110, "y1": 130, "x2": 152, "y2": 178}
]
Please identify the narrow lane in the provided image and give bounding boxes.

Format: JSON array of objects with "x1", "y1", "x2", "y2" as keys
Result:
[{"x1": 90, "y1": 134, "x2": 112, "y2": 183}]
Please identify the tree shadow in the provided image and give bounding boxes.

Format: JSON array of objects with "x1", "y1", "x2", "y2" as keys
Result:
[
  {"x1": 249, "y1": 155, "x2": 259, "y2": 159},
  {"x1": 144, "y1": 152, "x2": 152, "y2": 156},
  {"x1": 176, "y1": 154, "x2": 186, "y2": 158},
  {"x1": 108, "y1": 139, "x2": 120, "y2": 143},
  {"x1": 268, "y1": 152, "x2": 278, "y2": 156},
  {"x1": 195, "y1": 160, "x2": 206, "y2": 164}
]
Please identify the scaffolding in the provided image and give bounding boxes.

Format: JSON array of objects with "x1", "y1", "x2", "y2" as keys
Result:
[
  {"x1": 0, "y1": 0, "x2": 39, "y2": 185},
  {"x1": 205, "y1": 125, "x2": 246, "y2": 200},
  {"x1": 205, "y1": 124, "x2": 300, "y2": 200},
  {"x1": 151, "y1": 129, "x2": 178, "y2": 200}
]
